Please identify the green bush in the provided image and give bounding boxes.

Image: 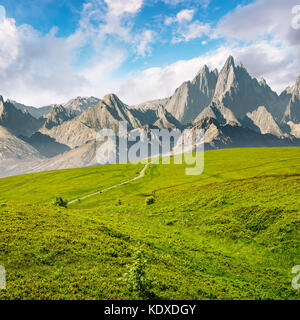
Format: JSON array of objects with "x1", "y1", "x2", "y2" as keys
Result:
[
  {"x1": 145, "y1": 196, "x2": 155, "y2": 205},
  {"x1": 53, "y1": 197, "x2": 68, "y2": 208}
]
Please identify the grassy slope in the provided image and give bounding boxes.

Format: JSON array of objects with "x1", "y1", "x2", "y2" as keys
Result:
[{"x1": 0, "y1": 148, "x2": 299, "y2": 300}]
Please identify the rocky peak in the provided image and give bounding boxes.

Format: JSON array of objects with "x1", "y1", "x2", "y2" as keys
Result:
[
  {"x1": 197, "y1": 64, "x2": 209, "y2": 75},
  {"x1": 225, "y1": 55, "x2": 235, "y2": 67},
  {"x1": 102, "y1": 93, "x2": 126, "y2": 109},
  {"x1": 0, "y1": 98, "x2": 43, "y2": 136},
  {"x1": 213, "y1": 56, "x2": 237, "y2": 100},
  {"x1": 294, "y1": 76, "x2": 300, "y2": 97},
  {"x1": 43, "y1": 104, "x2": 75, "y2": 130},
  {"x1": 165, "y1": 63, "x2": 218, "y2": 124},
  {"x1": 63, "y1": 96, "x2": 101, "y2": 115}
]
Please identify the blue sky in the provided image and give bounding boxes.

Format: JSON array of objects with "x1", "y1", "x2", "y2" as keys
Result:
[{"x1": 0, "y1": 0, "x2": 299, "y2": 106}]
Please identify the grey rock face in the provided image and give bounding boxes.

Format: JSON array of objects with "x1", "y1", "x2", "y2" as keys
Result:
[
  {"x1": 63, "y1": 96, "x2": 101, "y2": 115},
  {"x1": 212, "y1": 56, "x2": 280, "y2": 121},
  {"x1": 9, "y1": 96, "x2": 100, "y2": 119},
  {"x1": 194, "y1": 101, "x2": 239, "y2": 125},
  {"x1": 281, "y1": 76, "x2": 300, "y2": 124},
  {"x1": 133, "y1": 98, "x2": 170, "y2": 111},
  {"x1": 243, "y1": 106, "x2": 283, "y2": 138},
  {"x1": 0, "y1": 96, "x2": 44, "y2": 137},
  {"x1": 287, "y1": 121, "x2": 300, "y2": 138},
  {"x1": 0, "y1": 126, "x2": 43, "y2": 160},
  {"x1": 0, "y1": 140, "x2": 97, "y2": 178},
  {"x1": 9, "y1": 100, "x2": 52, "y2": 119},
  {"x1": 40, "y1": 94, "x2": 142, "y2": 148},
  {"x1": 153, "y1": 105, "x2": 184, "y2": 129},
  {"x1": 19, "y1": 132, "x2": 70, "y2": 158},
  {"x1": 166, "y1": 65, "x2": 218, "y2": 124},
  {"x1": 43, "y1": 104, "x2": 76, "y2": 130},
  {"x1": 192, "y1": 116, "x2": 300, "y2": 150}
]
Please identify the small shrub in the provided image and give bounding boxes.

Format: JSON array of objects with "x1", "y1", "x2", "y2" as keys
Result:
[
  {"x1": 54, "y1": 197, "x2": 68, "y2": 208},
  {"x1": 121, "y1": 249, "x2": 146, "y2": 292},
  {"x1": 145, "y1": 196, "x2": 155, "y2": 205}
]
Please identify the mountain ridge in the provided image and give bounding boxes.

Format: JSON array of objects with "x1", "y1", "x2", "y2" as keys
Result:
[{"x1": 1, "y1": 55, "x2": 300, "y2": 177}]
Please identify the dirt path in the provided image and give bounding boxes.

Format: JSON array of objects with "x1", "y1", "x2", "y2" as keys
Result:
[{"x1": 69, "y1": 163, "x2": 149, "y2": 205}]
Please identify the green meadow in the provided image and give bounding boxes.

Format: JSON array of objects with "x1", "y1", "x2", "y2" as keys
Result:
[{"x1": 0, "y1": 147, "x2": 299, "y2": 300}]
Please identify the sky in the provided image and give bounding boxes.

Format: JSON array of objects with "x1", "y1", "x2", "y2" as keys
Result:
[{"x1": 0, "y1": 0, "x2": 300, "y2": 107}]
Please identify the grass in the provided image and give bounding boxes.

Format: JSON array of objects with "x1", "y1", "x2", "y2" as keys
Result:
[{"x1": 0, "y1": 147, "x2": 299, "y2": 300}]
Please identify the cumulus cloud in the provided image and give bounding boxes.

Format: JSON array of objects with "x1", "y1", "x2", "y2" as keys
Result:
[
  {"x1": 215, "y1": 0, "x2": 300, "y2": 44},
  {"x1": 135, "y1": 29, "x2": 156, "y2": 56},
  {"x1": 213, "y1": 0, "x2": 300, "y2": 90},
  {"x1": 165, "y1": 9, "x2": 195, "y2": 25},
  {"x1": 0, "y1": 15, "x2": 90, "y2": 106},
  {"x1": 173, "y1": 21, "x2": 210, "y2": 43},
  {"x1": 0, "y1": 1, "x2": 155, "y2": 106},
  {"x1": 165, "y1": 8, "x2": 210, "y2": 43},
  {"x1": 104, "y1": 0, "x2": 143, "y2": 16}
]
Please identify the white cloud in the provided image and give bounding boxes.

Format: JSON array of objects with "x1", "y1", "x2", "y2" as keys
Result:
[
  {"x1": 118, "y1": 39, "x2": 300, "y2": 105},
  {"x1": 135, "y1": 30, "x2": 156, "y2": 56},
  {"x1": 0, "y1": 1, "x2": 154, "y2": 106},
  {"x1": 173, "y1": 21, "x2": 210, "y2": 43},
  {"x1": 0, "y1": 15, "x2": 91, "y2": 106},
  {"x1": 213, "y1": 0, "x2": 300, "y2": 90},
  {"x1": 165, "y1": 9, "x2": 195, "y2": 25},
  {"x1": 165, "y1": 8, "x2": 210, "y2": 43},
  {"x1": 118, "y1": 47, "x2": 229, "y2": 104},
  {"x1": 215, "y1": 0, "x2": 300, "y2": 45},
  {"x1": 0, "y1": 0, "x2": 299, "y2": 108},
  {"x1": 104, "y1": 0, "x2": 143, "y2": 16}
]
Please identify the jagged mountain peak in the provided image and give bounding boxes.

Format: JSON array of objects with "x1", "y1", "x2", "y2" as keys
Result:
[
  {"x1": 63, "y1": 96, "x2": 101, "y2": 115},
  {"x1": 166, "y1": 63, "x2": 218, "y2": 124},
  {"x1": 197, "y1": 64, "x2": 209, "y2": 75},
  {"x1": 0, "y1": 98, "x2": 43, "y2": 136},
  {"x1": 102, "y1": 93, "x2": 126, "y2": 108},
  {"x1": 281, "y1": 76, "x2": 300, "y2": 124},
  {"x1": 42, "y1": 104, "x2": 75, "y2": 130},
  {"x1": 223, "y1": 55, "x2": 235, "y2": 70}
]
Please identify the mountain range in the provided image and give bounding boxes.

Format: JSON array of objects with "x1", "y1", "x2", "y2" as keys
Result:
[{"x1": 1, "y1": 55, "x2": 300, "y2": 177}]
